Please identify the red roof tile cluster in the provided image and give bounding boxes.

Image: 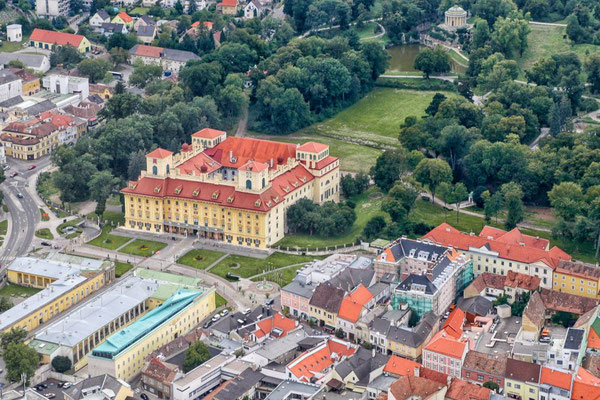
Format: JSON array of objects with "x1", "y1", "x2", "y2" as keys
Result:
[
  {"x1": 441, "y1": 308, "x2": 465, "y2": 339},
  {"x1": 297, "y1": 141, "x2": 328, "y2": 153},
  {"x1": 424, "y1": 308, "x2": 467, "y2": 359},
  {"x1": 540, "y1": 367, "x2": 572, "y2": 391},
  {"x1": 30, "y1": 29, "x2": 85, "y2": 47},
  {"x1": 116, "y1": 11, "x2": 133, "y2": 22},
  {"x1": 253, "y1": 313, "x2": 297, "y2": 339},
  {"x1": 504, "y1": 270, "x2": 541, "y2": 290},
  {"x1": 557, "y1": 259, "x2": 600, "y2": 280},
  {"x1": 383, "y1": 355, "x2": 421, "y2": 377},
  {"x1": 142, "y1": 358, "x2": 178, "y2": 383},
  {"x1": 446, "y1": 378, "x2": 491, "y2": 400},
  {"x1": 146, "y1": 148, "x2": 173, "y2": 159},
  {"x1": 338, "y1": 285, "x2": 373, "y2": 323},
  {"x1": 131, "y1": 44, "x2": 164, "y2": 58},
  {"x1": 573, "y1": 367, "x2": 600, "y2": 400},
  {"x1": 287, "y1": 338, "x2": 356, "y2": 382},
  {"x1": 388, "y1": 376, "x2": 445, "y2": 400},
  {"x1": 422, "y1": 223, "x2": 571, "y2": 269},
  {"x1": 218, "y1": 0, "x2": 237, "y2": 7},
  {"x1": 204, "y1": 137, "x2": 298, "y2": 170},
  {"x1": 539, "y1": 288, "x2": 599, "y2": 315},
  {"x1": 192, "y1": 128, "x2": 226, "y2": 139}
]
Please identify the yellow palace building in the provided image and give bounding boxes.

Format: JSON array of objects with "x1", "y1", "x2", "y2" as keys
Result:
[{"x1": 121, "y1": 129, "x2": 340, "y2": 249}]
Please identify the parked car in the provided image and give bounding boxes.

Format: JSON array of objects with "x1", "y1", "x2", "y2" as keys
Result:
[
  {"x1": 16, "y1": 193, "x2": 23, "y2": 198},
  {"x1": 220, "y1": 310, "x2": 229, "y2": 317},
  {"x1": 265, "y1": 298, "x2": 274, "y2": 306},
  {"x1": 203, "y1": 321, "x2": 212, "y2": 329},
  {"x1": 62, "y1": 383, "x2": 72, "y2": 389},
  {"x1": 28, "y1": 165, "x2": 36, "y2": 170},
  {"x1": 10, "y1": 172, "x2": 18, "y2": 177},
  {"x1": 140, "y1": 393, "x2": 149, "y2": 400},
  {"x1": 45, "y1": 394, "x2": 56, "y2": 399},
  {"x1": 211, "y1": 314, "x2": 220, "y2": 322},
  {"x1": 41, "y1": 241, "x2": 51, "y2": 246}
]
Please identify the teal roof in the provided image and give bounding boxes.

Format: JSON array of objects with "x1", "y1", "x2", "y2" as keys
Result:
[
  {"x1": 91, "y1": 288, "x2": 202, "y2": 358},
  {"x1": 134, "y1": 268, "x2": 201, "y2": 287}
]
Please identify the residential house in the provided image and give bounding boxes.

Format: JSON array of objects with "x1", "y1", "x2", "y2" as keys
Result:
[
  {"x1": 129, "y1": 44, "x2": 200, "y2": 73},
  {"x1": 337, "y1": 285, "x2": 374, "y2": 341},
  {"x1": 63, "y1": 374, "x2": 134, "y2": 400},
  {"x1": 250, "y1": 312, "x2": 299, "y2": 343},
  {"x1": 112, "y1": 12, "x2": 134, "y2": 28},
  {"x1": 421, "y1": 308, "x2": 469, "y2": 377},
  {"x1": 504, "y1": 358, "x2": 541, "y2": 400},
  {"x1": 263, "y1": 381, "x2": 323, "y2": 400},
  {"x1": 89, "y1": 84, "x2": 113, "y2": 100},
  {"x1": 286, "y1": 338, "x2": 357, "y2": 384},
  {"x1": 383, "y1": 355, "x2": 421, "y2": 377},
  {"x1": 0, "y1": 53, "x2": 50, "y2": 73},
  {"x1": 522, "y1": 291, "x2": 546, "y2": 341},
  {"x1": 141, "y1": 358, "x2": 180, "y2": 399},
  {"x1": 29, "y1": 29, "x2": 91, "y2": 53},
  {"x1": 10, "y1": 69, "x2": 40, "y2": 96},
  {"x1": 217, "y1": 0, "x2": 238, "y2": 14},
  {"x1": 1, "y1": 117, "x2": 59, "y2": 160},
  {"x1": 456, "y1": 296, "x2": 493, "y2": 318},
  {"x1": 90, "y1": 10, "x2": 111, "y2": 27},
  {"x1": 0, "y1": 69, "x2": 22, "y2": 103},
  {"x1": 571, "y1": 367, "x2": 600, "y2": 400},
  {"x1": 212, "y1": 368, "x2": 281, "y2": 400},
  {"x1": 308, "y1": 283, "x2": 345, "y2": 330},
  {"x1": 63, "y1": 101, "x2": 102, "y2": 127},
  {"x1": 244, "y1": 0, "x2": 264, "y2": 18},
  {"x1": 539, "y1": 366, "x2": 572, "y2": 400},
  {"x1": 554, "y1": 259, "x2": 600, "y2": 299},
  {"x1": 40, "y1": 110, "x2": 86, "y2": 145},
  {"x1": 384, "y1": 238, "x2": 473, "y2": 317},
  {"x1": 422, "y1": 223, "x2": 571, "y2": 289},
  {"x1": 538, "y1": 287, "x2": 599, "y2": 316},
  {"x1": 549, "y1": 328, "x2": 585, "y2": 371},
  {"x1": 332, "y1": 347, "x2": 388, "y2": 393},
  {"x1": 35, "y1": 0, "x2": 69, "y2": 18},
  {"x1": 134, "y1": 15, "x2": 156, "y2": 31},
  {"x1": 464, "y1": 271, "x2": 540, "y2": 304},
  {"x1": 137, "y1": 25, "x2": 157, "y2": 44},
  {"x1": 387, "y1": 375, "x2": 447, "y2": 400},
  {"x1": 445, "y1": 379, "x2": 491, "y2": 400},
  {"x1": 97, "y1": 23, "x2": 128, "y2": 37},
  {"x1": 461, "y1": 351, "x2": 507, "y2": 388},
  {"x1": 384, "y1": 311, "x2": 439, "y2": 360},
  {"x1": 281, "y1": 280, "x2": 317, "y2": 320}
]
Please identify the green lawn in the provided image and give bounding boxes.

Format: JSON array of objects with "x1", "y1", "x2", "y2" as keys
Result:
[
  {"x1": 87, "y1": 210, "x2": 125, "y2": 226},
  {"x1": 275, "y1": 186, "x2": 387, "y2": 248},
  {"x1": 57, "y1": 218, "x2": 83, "y2": 236},
  {"x1": 215, "y1": 292, "x2": 227, "y2": 308},
  {"x1": 88, "y1": 227, "x2": 132, "y2": 250},
  {"x1": 130, "y1": 6, "x2": 149, "y2": 14},
  {"x1": 295, "y1": 88, "x2": 457, "y2": 148},
  {"x1": 0, "y1": 220, "x2": 7, "y2": 235},
  {"x1": 0, "y1": 37, "x2": 28, "y2": 53},
  {"x1": 106, "y1": 195, "x2": 122, "y2": 207},
  {"x1": 119, "y1": 239, "x2": 167, "y2": 257},
  {"x1": 40, "y1": 208, "x2": 50, "y2": 221},
  {"x1": 252, "y1": 265, "x2": 304, "y2": 287},
  {"x1": 35, "y1": 228, "x2": 54, "y2": 240},
  {"x1": 115, "y1": 261, "x2": 134, "y2": 277},
  {"x1": 210, "y1": 252, "x2": 318, "y2": 281},
  {"x1": 0, "y1": 284, "x2": 41, "y2": 298},
  {"x1": 177, "y1": 249, "x2": 225, "y2": 269}
]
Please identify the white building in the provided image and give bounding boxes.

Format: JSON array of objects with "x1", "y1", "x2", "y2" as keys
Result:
[
  {"x1": 0, "y1": 52, "x2": 51, "y2": 73},
  {"x1": 0, "y1": 144, "x2": 6, "y2": 165},
  {"x1": 171, "y1": 354, "x2": 237, "y2": 400},
  {"x1": 244, "y1": 0, "x2": 263, "y2": 19},
  {"x1": 42, "y1": 75, "x2": 89, "y2": 99},
  {"x1": 6, "y1": 24, "x2": 22, "y2": 42},
  {"x1": 89, "y1": 10, "x2": 111, "y2": 27},
  {"x1": 0, "y1": 70, "x2": 22, "y2": 103},
  {"x1": 36, "y1": 0, "x2": 70, "y2": 18}
]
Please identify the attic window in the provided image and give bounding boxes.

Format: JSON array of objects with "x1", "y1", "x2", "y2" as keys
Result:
[
  {"x1": 192, "y1": 188, "x2": 200, "y2": 197},
  {"x1": 128, "y1": 182, "x2": 137, "y2": 190},
  {"x1": 212, "y1": 190, "x2": 220, "y2": 199},
  {"x1": 300, "y1": 176, "x2": 307, "y2": 183},
  {"x1": 292, "y1": 181, "x2": 298, "y2": 188},
  {"x1": 153, "y1": 186, "x2": 161, "y2": 193},
  {"x1": 266, "y1": 201, "x2": 272, "y2": 207},
  {"x1": 283, "y1": 186, "x2": 290, "y2": 193},
  {"x1": 174, "y1": 185, "x2": 183, "y2": 195},
  {"x1": 255, "y1": 199, "x2": 262, "y2": 207},
  {"x1": 274, "y1": 196, "x2": 279, "y2": 203},
  {"x1": 227, "y1": 195, "x2": 234, "y2": 203}
]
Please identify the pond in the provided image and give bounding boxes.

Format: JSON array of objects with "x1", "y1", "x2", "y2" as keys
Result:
[{"x1": 387, "y1": 44, "x2": 468, "y2": 75}]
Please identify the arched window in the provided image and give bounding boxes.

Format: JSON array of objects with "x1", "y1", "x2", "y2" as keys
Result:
[
  {"x1": 246, "y1": 179, "x2": 252, "y2": 190},
  {"x1": 152, "y1": 166, "x2": 158, "y2": 175},
  {"x1": 262, "y1": 178, "x2": 265, "y2": 188}
]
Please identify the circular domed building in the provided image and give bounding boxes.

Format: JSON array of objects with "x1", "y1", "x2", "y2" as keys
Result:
[{"x1": 445, "y1": 5, "x2": 467, "y2": 29}]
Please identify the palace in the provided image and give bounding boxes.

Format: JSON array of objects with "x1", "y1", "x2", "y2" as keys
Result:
[{"x1": 121, "y1": 129, "x2": 340, "y2": 248}]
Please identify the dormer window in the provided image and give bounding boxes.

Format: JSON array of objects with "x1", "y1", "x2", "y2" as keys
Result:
[
  {"x1": 255, "y1": 199, "x2": 262, "y2": 207},
  {"x1": 174, "y1": 186, "x2": 182, "y2": 195},
  {"x1": 153, "y1": 186, "x2": 161, "y2": 193},
  {"x1": 300, "y1": 176, "x2": 307, "y2": 183},
  {"x1": 227, "y1": 195, "x2": 234, "y2": 203},
  {"x1": 212, "y1": 191, "x2": 220, "y2": 199},
  {"x1": 128, "y1": 182, "x2": 137, "y2": 190},
  {"x1": 192, "y1": 188, "x2": 200, "y2": 197}
]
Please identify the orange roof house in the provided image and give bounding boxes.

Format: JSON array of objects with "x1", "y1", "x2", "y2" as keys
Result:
[
  {"x1": 441, "y1": 308, "x2": 465, "y2": 339},
  {"x1": 146, "y1": 148, "x2": 174, "y2": 159},
  {"x1": 388, "y1": 376, "x2": 446, "y2": 400},
  {"x1": 383, "y1": 355, "x2": 421, "y2": 377},
  {"x1": 252, "y1": 313, "x2": 298, "y2": 340},
  {"x1": 446, "y1": 378, "x2": 491, "y2": 400},
  {"x1": 286, "y1": 338, "x2": 356, "y2": 383},
  {"x1": 540, "y1": 367, "x2": 572, "y2": 392},
  {"x1": 29, "y1": 29, "x2": 90, "y2": 53},
  {"x1": 422, "y1": 307, "x2": 469, "y2": 377},
  {"x1": 338, "y1": 284, "x2": 374, "y2": 323},
  {"x1": 572, "y1": 367, "x2": 600, "y2": 400},
  {"x1": 217, "y1": 0, "x2": 238, "y2": 14}
]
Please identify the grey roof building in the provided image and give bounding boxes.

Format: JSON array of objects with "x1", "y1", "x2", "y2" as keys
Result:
[
  {"x1": 329, "y1": 267, "x2": 375, "y2": 292},
  {"x1": 264, "y1": 380, "x2": 323, "y2": 400},
  {"x1": 0, "y1": 52, "x2": 50, "y2": 73},
  {"x1": 335, "y1": 347, "x2": 389, "y2": 387},
  {"x1": 63, "y1": 374, "x2": 131, "y2": 400},
  {"x1": 457, "y1": 295, "x2": 493, "y2": 316},
  {"x1": 309, "y1": 283, "x2": 345, "y2": 314}
]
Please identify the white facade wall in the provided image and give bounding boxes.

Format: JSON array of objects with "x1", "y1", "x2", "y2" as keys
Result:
[
  {"x1": 0, "y1": 79, "x2": 22, "y2": 102},
  {"x1": 6, "y1": 25, "x2": 22, "y2": 42}
]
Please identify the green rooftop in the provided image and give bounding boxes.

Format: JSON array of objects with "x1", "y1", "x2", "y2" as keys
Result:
[
  {"x1": 371, "y1": 239, "x2": 392, "y2": 248},
  {"x1": 91, "y1": 288, "x2": 203, "y2": 359},
  {"x1": 152, "y1": 284, "x2": 185, "y2": 301},
  {"x1": 134, "y1": 268, "x2": 201, "y2": 288},
  {"x1": 29, "y1": 339, "x2": 59, "y2": 355}
]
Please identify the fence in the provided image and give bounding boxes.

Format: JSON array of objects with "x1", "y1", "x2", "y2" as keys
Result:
[{"x1": 274, "y1": 241, "x2": 367, "y2": 256}]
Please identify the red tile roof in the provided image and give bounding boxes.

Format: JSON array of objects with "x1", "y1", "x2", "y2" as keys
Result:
[
  {"x1": 176, "y1": 152, "x2": 221, "y2": 175},
  {"x1": 297, "y1": 142, "x2": 328, "y2": 153},
  {"x1": 504, "y1": 270, "x2": 541, "y2": 290},
  {"x1": 218, "y1": 0, "x2": 237, "y2": 7},
  {"x1": 338, "y1": 285, "x2": 373, "y2": 323},
  {"x1": 540, "y1": 367, "x2": 572, "y2": 391},
  {"x1": 383, "y1": 356, "x2": 421, "y2": 377},
  {"x1": 389, "y1": 376, "x2": 445, "y2": 400},
  {"x1": 441, "y1": 308, "x2": 465, "y2": 339},
  {"x1": 424, "y1": 332, "x2": 467, "y2": 359},
  {"x1": 204, "y1": 137, "x2": 299, "y2": 170},
  {"x1": 146, "y1": 148, "x2": 173, "y2": 159},
  {"x1": 116, "y1": 11, "x2": 133, "y2": 22},
  {"x1": 253, "y1": 313, "x2": 297, "y2": 339},
  {"x1": 480, "y1": 226, "x2": 549, "y2": 249},
  {"x1": 573, "y1": 367, "x2": 600, "y2": 400},
  {"x1": 240, "y1": 160, "x2": 268, "y2": 173},
  {"x1": 446, "y1": 378, "x2": 491, "y2": 400},
  {"x1": 287, "y1": 338, "x2": 356, "y2": 381},
  {"x1": 132, "y1": 44, "x2": 164, "y2": 58},
  {"x1": 422, "y1": 223, "x2": 571, "y2": 269},
  {"x1": 192, "y1": 128, "x2": 226, "y2": 139},
  {"x1": 30, "y1": 29, "x2": 86, "y2": 47}
]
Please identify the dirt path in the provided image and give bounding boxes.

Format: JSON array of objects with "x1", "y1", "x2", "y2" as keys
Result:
[{"x1": 235, "y1": 106, "x2": 248, "y2": 137}]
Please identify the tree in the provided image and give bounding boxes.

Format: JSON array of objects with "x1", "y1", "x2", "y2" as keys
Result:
[
  {"x1": 483, "y1": 381, "x2": 500, "y2": 392},
  {"x1": 7, "y1": 60, "x2": 25, "y2": 69},
  {"x1": 482, "y1": 190, "x2": 503, "y2": 223},
  {"x1": 50, "y1": 45, "x2": 83, "y2": 68},
  {"x1": 548, "y1": 181, "x2": 586, "y2": 221},
  {"x1": 109, "y1": 47, "x2": 129, "y2": 66},
  {"x1": 4, "y1": 342, "x2": 39, "y2": 383},
  {"x1": 501, "y1": 182, "x2": 524, "y2": 229},
  {"x1": 363, "y1": 216, "x2": 386, "y2": 241},
  {"x1": 340, "y1": 173, "x2": 370, "y2": 197},
  {"x1": 0, "y1": 327, "x2": 27, "y2": 351},
  {"x1": 78, "y1": 58, "x2": 112, "y2": 83},
  {"x1": 414, "y1": 158, "x2": 452, "y2": 203},
  {"x1": 335, "y1": 328, "x2": 345, "y2": 338},
  {"x1": 217, "y1": 85, "x2": 246, "y2": 119},
  {"x1": 51, "y1": 356, "x2": 72, "y2": 373},
  {"x1": 128, "y1": 150, "x2": 147, "y2": 180},
  {"x1": 129, "y1": 64, "x2": 163, "y2": 88},
  {"x1": 425, "y1": 93, "x2": 446, "y2": 116},
  {"x1": 370, "y1": 149, "x2": 411, "y2": 192},
  {"x1": 183, "y1": 341, "x2": 211, "y2": 373},
  {"x1": 99, "y1": 93, "x2": 142, "y2": 119},
  {"x1": 89, "y1": 171, "x2": 119, "y2": 217},
  {"x1": 0, "y1": 296, "x2": 12, "y2": 312},
  {"x1": 511, "y1": 291, "x2": 530, "y2": 317},
  {"x1": 491, "y1": 16, "x2": 530, "y2": 58},
  {"x1": 106, "y1": 32, "x2": 138, "y2": 50},
  {"x1": 414, "y1": 48, "x2": 450, "y2": 78},
  {"x1": 445, "y1": 182, "x2": 468, "y2": 224}
]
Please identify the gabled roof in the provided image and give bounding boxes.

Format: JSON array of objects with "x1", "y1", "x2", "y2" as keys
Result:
[
  {"x1": 129, "y1": 44, "x2": 164, "y2": 58},
  {"x1": 446, "y1": 379, "x2": 491, "y2": 400},
  {"x1": 204, "y1": 136, "x2": 298, "y2": 170},
  {"x1": 539, "y1": 288, "x2": 598, "y2": 315},
  {"x1": 309, "y1": 283, "x2": 345, "y2": 314},
  {"x1": 572, "y1": 367, "x2": 600, "y2": 400},
  {"x1": 523, "y1": 291, "x2": 545, "y2": 328},
  {"x1": 143, "y1": 358, "x2": 178, "y2": 383},
  {"x1": 424, "y1": 331, "x2": 467, "y2": 359},
  {"x1": 218, "y1": 0, "x2": 237, "y2": 7},
  {"x1": 540, "y1": 367, "x2": 572, "y2": 391},
  {"x1": 192, "y1": 128, "x2": 225, "y2": 139},
  {"x1": 334, "y1": 347, "x2": 388, "y2": 386},
  {"x1": 505, "y1": 358, "x2": 540, "y2": 384},
  {"x1": 557, "y1": 259, "x2": 600, "y2": 280},
  {"x1": 457, "y1": 296, "x2": 493, "y2": 317},
  {"x1": 338, "y1": 285, "x2": 373, "y2": 323},
  {"x1": 383, "y1": 355, "x2": 421, "y2": 377},
  {"x1": 95, "y1": 9, "x2": 110, "y2": 19},
  {"x1": 462, "y1": 351, "x2": 507, "y2": 377},
  {"x1": 146, "y1": 148, "x2": 173, "y2": 159},
  {"x1": 115, "y1": 11, "x2": 133, "y2": 22},
  {"x1": 287, "y1": 338, "x2": 356, "y2": 381},
  {"x1": 297, "y1": 142, "x2": 328, "y2": 153},
  {"x1": 388, "y1": 376, "x2": 445, "y2": 400},
  {"x1": 441, "y1": 308, "x2": 464, "y2": 339},
  {"x1": 253, "y1": 313, "x2": 297, "y2": 339},
  {"x1": 30, "y1": 29, "x2": 85, "y2": 47}
]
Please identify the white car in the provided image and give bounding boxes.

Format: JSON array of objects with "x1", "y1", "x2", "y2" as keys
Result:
[
  {"x1": 220, "y1": 310, "x2": 229, "y2": 317},
  {"x1": 211, "y1": 315, "x2": 221, "y2": 322}
]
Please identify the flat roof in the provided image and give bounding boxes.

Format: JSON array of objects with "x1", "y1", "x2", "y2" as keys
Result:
[
  {"x1": 0, "y1": 275, "x2": 87, "y2": 331},
  {"x1": 134, "y1": 268, "x2": 201, "y2": 287},
  {"x1": 35, "y1": 276, "x2": 160, "y2": 347},
  {"x1": 92, "y1": 289, "x2": 206, "y2": 357},
  {"x1": 174, "y1": 354, "x2": 233, "y2": 387},
  {"x1": 265, "y1": 380, "x2": 321, "y2": 400},
  {"x1": 7, "y1": 256, "x2": 104, "y2": 280},
  {"x1": 29, "y1": 339, "x2": 60, "y2": 355},
  {"x1": 46, "y1": 253, "x2": 109, "y2": 270}
]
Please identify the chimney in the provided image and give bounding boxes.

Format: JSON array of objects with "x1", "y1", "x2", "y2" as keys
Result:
[
  {"x1": 229, "y1": 150, "x2": 233, "y2": 162},
  {"x1": 270, "y1": 158, "x2": 273, "y2": 168},
  {"x1": 414, "y1": 366, "x2": 420, "y2": 377}
]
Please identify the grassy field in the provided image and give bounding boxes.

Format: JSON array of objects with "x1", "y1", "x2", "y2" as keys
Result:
[
  {"x1": 178, "y1": 249, "x2": 225, "y2": 269},
  {"x1": 40, "y1": 208, "x2": 50, "y2": 221},
  {"x1": 210, "y1": 252, "x2": 318, "y2": 281},
  {"x1": 0, "y1": 37, "x2": 28, "y2": 53},
  {"x1": 275, "y1": 187, "x2": 387, "y2": 248},
  {"x1": 0, "y1": 284, "x2": 41, "y2": 298},
  {"x1": 88, "y1": 227, "x2": 132, "y2": 250},
  {"x1": 518, "y1": 25, "x2": 600, "y2": 75},
  {"x1": 0, "y1": 220, "x2": 7, "y2": 235},
  {"x1": 120, "y1": 239, "x2": 167, "y2": 257},
  {"x1": 215, "y1": 292, "x2": 227, "y2": 308},
  {"x1": 130, "y1": 6, "x2": 149, "y2": 14},
  {"x1": 115, "y1": 262, "x2": 134, "y2": 277},
  {"x1": 251, "y1": 265, "x2": 304, "y2": 287},
  {"x1": 87, "y1": 210, "x2": 125, "y2": 226},
  {"x1": 35, "y1": 228, "x2": 54, "y2": 240}
]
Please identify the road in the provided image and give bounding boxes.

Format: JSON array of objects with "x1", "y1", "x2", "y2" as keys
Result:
[{"x1": 0, "y1": 157, "x2": 52, "y2": 268}]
